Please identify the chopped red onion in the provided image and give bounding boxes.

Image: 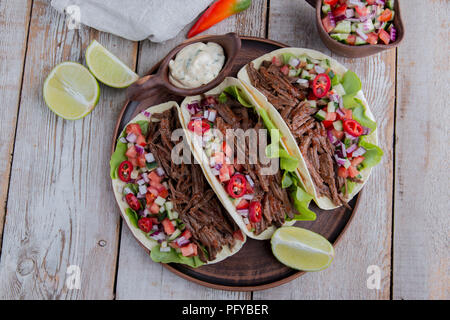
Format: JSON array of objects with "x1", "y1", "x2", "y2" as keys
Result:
[
  {"x1": 347, "y1": 144, "x2": 358, "y2": 154},
  {"x1": 245, "y1": 175, "x2": 254, "y2": 187},
  {"x1": 150, "y1": 231, "x2": 166, "y2": 241},
  {"x1": 124, "y1": 187, "x2": 133, "y2": 195},
  {"x1": 141, "y1": 110, "x2": 151, "y2": 117},
  {"x1": 362, "y1": 127, "x2": 371, "y2": 135},
  {"x1": 142, "y1": 172, "x2": 149, "y2": 183},
  {"x1": 176, "y1": 236, "x2": 190, "y2": 247},
  {"x1": 135, "y1": 145, "x2": 144, "y2": 155},
  {"x1": 143, "y1": 209, "x2": 150, "y2": 217},
  {"x1": 390, "y1": 27, "x2": 397, "y2": 42},
  {"x1": 187, "y1": 102, "x2": 200, "y2": 114},
  {"x1": 156, "y1": 167, "x2": 165, "y2": 176},
  {"x1": 208, "y1": 109, "x2": 217, "y2": 122},
  {"x1": 339, "y1": 96, "x2": 344, "y2": 109},
  {"x1": 334, "y1": 155, "x2": 347, "y2": 167},
  {"x1": 119, "y1": 137, "x2": 127, "y2": 144},
  {"x1": 327, "y1": 130, "x2": 337, "y2": 144},
  {"x1": 339, "y1": 141, "x2": 347, "y2": 157},
  {"x1": 335, "y1": 15, "x2": 346, "y2": 22},
  {"x1": 345, "y1": 9, "x2": 355, "y2": 18},
  {"x1": 214, "y1": 163, "x2": 223, "y2": 171},
  {"x1": 126, "y1": 133, "x2": 137, "y2": 143},
  {"x1": 336, "y1": 108, "x2": 345, "y2": 118},
  {"x1": 237, "y1": 209, "x2": 249, "y2": 217},
  {"x1": 136, "y1": 193, "x2": 145, "y2": 199},
  {"x1": 349, "y1": 0, "x2": 364, "y2": 7},
  {"x1": 356, "y1": 29, "x2": 368, "y2": 41},
  {"x1": 345, "y1": 132, "x2": 358, "y2": 140},
  {"x1": 138, "y1": 185, "x2": 147, "y2": 195},
  {"x1": 327, "y1": 12, "x2": 336, "y2": 27},
  {"x1": 145, "y1": 152, "x2": 155, "y2": 163},
  {"x1": 352, "y1": 147, "x2": 367, "y2": 157},
  {"x1": 137, "y1": 179, "x2": 145, "y2": 185},
  {"x1": 243, "y1": 194, "x2": 254, "y2": 200},
  {"x1": 329, "y1": 93, "x2": 339, "y2": 102},
  {"x1": 315, "y1": 65, "x2": 325, "y2": 74},
  {"x1": 376, "y1": 0, "x2": 385, "y2": 5}
]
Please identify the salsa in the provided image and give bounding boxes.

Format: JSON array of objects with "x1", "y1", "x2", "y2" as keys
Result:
[{"x1": 322, "y1": 0, "x2": 397, "y2": 46}]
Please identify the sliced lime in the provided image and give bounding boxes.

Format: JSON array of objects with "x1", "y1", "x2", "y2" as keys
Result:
[
  {"x1": 271, "y1": 227, "x2": 335, "y2": 271},
  {"x1": 85, "y1": 40, "x2": 138, "y2": 88},
  {"x1": 43, "y1": 62, "x2": 100, "y2": 120}
]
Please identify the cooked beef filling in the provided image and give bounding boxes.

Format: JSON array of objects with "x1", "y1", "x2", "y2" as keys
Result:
[
  {"x1": 147, "y1": 107, "x2": 239, "y2": 262},
  {"x1": 247, "y1": 61, "x2": 350, "y2": 208}
]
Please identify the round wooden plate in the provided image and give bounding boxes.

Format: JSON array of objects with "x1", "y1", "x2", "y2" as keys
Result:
[{"x1": 112, "y1": 36, "x2": 362, "y2": 291}]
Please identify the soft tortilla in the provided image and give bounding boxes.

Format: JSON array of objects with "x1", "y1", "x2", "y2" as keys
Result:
[
  {"x1": 237, "y1": 48, "x2": 379, "y2": 210},
  {"x1": 111, "y1": 101, "x2": 246, "y2": 264}
]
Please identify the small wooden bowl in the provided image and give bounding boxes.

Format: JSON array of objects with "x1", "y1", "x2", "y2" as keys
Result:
[
  {"x1": 127, "y1": 33, "x2": 241, "y2": 101},
  {"x1": 306, "y1": 0, "x2": 404, "y2": 58}
]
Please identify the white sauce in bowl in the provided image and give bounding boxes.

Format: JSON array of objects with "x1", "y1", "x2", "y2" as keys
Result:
[{"x1": 169, "y1": 42, "x2": 225, "y2": 89}]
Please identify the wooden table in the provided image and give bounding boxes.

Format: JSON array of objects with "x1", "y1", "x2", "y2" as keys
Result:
[{"x1": 0, "y1": 0, "x2": 447, "y2": 300}]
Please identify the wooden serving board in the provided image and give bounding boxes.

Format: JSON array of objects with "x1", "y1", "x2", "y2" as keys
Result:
[{"x1": 112, "y1": 36, "x2": 361, "y2": 291}]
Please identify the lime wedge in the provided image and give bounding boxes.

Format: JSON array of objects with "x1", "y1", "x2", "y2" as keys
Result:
[
  {"x1": 271, "y1": 227, "x2": 335, "y2": 271},
  {"x1": 85, "y1": 40, "x2": 138, "y2": 88},
  {"x1": 43, "y1": 62, "x2": 100, "y2": 120}
]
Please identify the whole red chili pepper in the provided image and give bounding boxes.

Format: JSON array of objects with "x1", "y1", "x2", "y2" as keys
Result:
[{"x1": 188, "y1": 0, "x2": 252, "y2": 38}]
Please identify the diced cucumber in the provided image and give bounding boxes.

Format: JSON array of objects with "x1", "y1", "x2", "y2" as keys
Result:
[
  {"x1": 322, "y1": 4, "x2": 331, "y2": 14},
  {"x1": 168, "y1": 210, "x2": 179, "y2": 220},
  {"x1": 332, "y1": 21, "x2": 351, "y2": 34},
  {"x1": 159, "y1": 205, "x2": 165, "y2": 213},
  {"x1": 315, "y1": 110, "x2": 327, "y2": 121},
  {"x1": 387, "y1": 0, "x2": 395, "y2": 10},
  {"x1": 355, "y1": 36, "x2": 368, "y2": 46},
  {"x1": 288, "y1": 68, "x2": 301, "y2": 77},
  {"x1": 301, "y1": 70, "x2": 312, "y2": 79},
  {"x1": 320, "y1": 59, "x2": 330, "y2": 70},
  {"x1": 343, "y1": 159, "x2": 351, "y2": 169},
  {"x1": 298, "y1": 55, "x2": 308, "y2": 63},
  {"x1": 351, "y1": 23, "x2": 358, "y2": 33},
  {"x1": 333, "y1": 120, "x2": 343, "y2": 131},
  {"x1": 330, "y1": 33, "x2": 348, "y2": 43},
  {"x1": 164, "y1": 201, "x2": 173, "y2": 211},
  {"x1": 155, "y1": 196, "x2": 166, "y2": 206},
  {"x1": 356, "y1": 19, "x2": 374, "y2": 33},
  {"x1": 327, "y1": 102, "x2": 337, "y2": 113},
  {"x1": 376, "y1": 6, "x2": 384, "y2": 16},
  {"x1": 168, "y1": 229, "x2": 181, "y2": 241},
  {"x1": 306, "y1": 64, "x2": 314, "y2": 70},
  {"x1": 308, "y1": 100, "x2": 317, "y2": 108},
  {"x1": 333, "y1": 83, "x2": 346, "y2": 96}
]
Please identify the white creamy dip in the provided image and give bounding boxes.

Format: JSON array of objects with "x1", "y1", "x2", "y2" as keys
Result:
[{"x1": 169, "y1": 42, "x2": 225, "y2": 88}]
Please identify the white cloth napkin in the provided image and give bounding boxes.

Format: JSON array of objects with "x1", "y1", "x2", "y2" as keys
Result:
[{"x1": 51, "y1": 0, "x2": 212, "y2": 42}]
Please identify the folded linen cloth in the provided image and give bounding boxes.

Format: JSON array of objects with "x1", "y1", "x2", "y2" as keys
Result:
[{"x1": 51, "y1": 0, "x2": 212, "y2": 42}]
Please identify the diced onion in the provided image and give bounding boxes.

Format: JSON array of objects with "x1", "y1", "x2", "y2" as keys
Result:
[
  {"x1": 327, "y1": 130, "x2": 337, "y2": 144},
  {"x1": 352, "y1": 147, "x2": 367, "y2": 157},
  {"x1": 126, "y1": 133, "x2": 137, "y2": 143},
  {"x1": 145, "y1": 153, "x2": 155, "y2": 163},
  {"x1": 345, "y1": 9, "x2": 355, "y2": 18},
  {"x1": 315, "y1": 65, "x2": 325, "y2": 74},
  {"x1": 334, "y1": 155, "x2": 347, "y2": 167},
  {"x1": 237, "y1": 209, "x2": 249, "y2": 217},
  {"x1": 243, "y1": 194, "x2": 254, "y2": 200},
  {"x1": 123, "y1": 187, "x2": 133, "y2": 195},
  {"x1": 187, "y1": 102, "x2": 200, "y2": 114},
  {"x1": 245, "y1": 175, "x2": 254, "y2": 187},
  {"x1": 156, "y1": 167, "x2": 165, "y2": 176},
  {"x1": 211, "y1": 168, "x2": 220, "y2": 176},
  {"x1": 347, "y1": 144, "x2": 358, "y2": 154},
  {"x1": 208, "y1": 109, "x2": 217, "y2": 122},
  {"x1": 288, "y1": 58, "x2": 299, "y2": 68},
  {"x1": 138, "y1": 185, "x2": 147, "y2": 195},
  {"x1": 142, "y1": 172, "x2": 149, "y2": 183},
  {"x1": 160, "y1": 246, "x2": 171, "y2": 252},
  {"x1": 119, "y1": 137, "x2": 127, "y2": 144},
  {"x1": 137, "y1": 179, "x2": 145, "y2": 185},
  {"x1": 135, "y1": 145, "x2": 144, "y2": 155},
  {"x1": 356, "y1": 29, "x2": 368, "y2": 41}
]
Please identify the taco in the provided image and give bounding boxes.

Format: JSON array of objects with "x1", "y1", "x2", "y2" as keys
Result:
[
  {"x1": 180, "y1": 77, "x2": 317, "y2": 240},
  {"x1": 110, "y1": 102, "x2": 246, "y2": 267},
  {"x1": 238, "y1": 48, "x2": 383, "y2": 210}
]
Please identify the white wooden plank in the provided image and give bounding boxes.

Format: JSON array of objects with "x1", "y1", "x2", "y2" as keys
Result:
[
  {"x1": 393, "y1": 0, "x2": 449, "y2": 300},
  {"x1": 114, "y1": 0, "x2": 268, "y2": 299},
  {"x1": 0, "y1": 0, "x2": 32, "y2": 249},
  {"x1": 0, "y1": 0, "x2": 138, "y2": 299},
  {"x1": 254, "y1": 0, "x2": 394, "y2": 299}
]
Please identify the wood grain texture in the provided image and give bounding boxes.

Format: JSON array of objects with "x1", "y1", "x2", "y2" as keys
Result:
[
  {"x1": 254, "y1": 0, "x2": 394, "y2": 299},
  {"x1": 0, "y1": 0, "x2": 137, "y2": 299},
  {"x1": 393, "y1": 0, "x2": 449, "y2": 300},
  {"x1": 114, "y1": 0, "x2": 267, "y2": 300},
  {"x1": 0, "y1": 0, "x2": 33, "y2": 250}
]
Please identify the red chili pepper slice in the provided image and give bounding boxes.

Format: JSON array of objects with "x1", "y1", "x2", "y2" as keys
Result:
[
  {"x1": 125, "y1": 193, "x2": 141, "y2": 211},
  {"x1": 118, "y1": 161, "x2": 133, "y2": 182},
  {"x1": 343, "y1": 119, "x2": 364, "y2": 137},
  {"x1": 226, "y1": 174, "x2": 247, "y2": 199},
  {"x1": 312, "y1": 73, "x2": 331, "y2": 98},
  {"x1": 249, "y1": 201, "x2": 262, "y2": 223},
  {"x1": 188, "y1": 119, "x2": 211, "y2": 135},
  {"x1": 138, "y1": 217, "x2": 153, "y2": 233}
]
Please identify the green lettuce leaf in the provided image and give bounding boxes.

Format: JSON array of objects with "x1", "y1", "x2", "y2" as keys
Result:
[
  {"x1": 341, "y1": 70, "x2": 361, "y2": 96},
  {"x1": 286, "y1": 173, "x2": 316, "y2": 221},
  {"x1": 110, "y1": 132, "x2": 127, "y2": 179},
  {"x1": 281, "y1": 171, "x2": 293, "y2": 189},
  {"x1": 136, "y1": 120, "x2": 149, "y2": 136},
  {"x1": 150, "y1": 246, "x2": 205, "y2": 268},
  {"x1": 218, "y1": 92, "x2": 228, "y2": 103},
  {"x1": 223, "y1": 86, "x2": 253, "y2": 108},
  {"x1": 358, "y1": 136, "x2": 383, "y2": 169},
  {"x1": 281, "y1": 52, "x2": 297, "y2": 65},
  {"x1": 125, "y1": 208, "x2": 139, "y2": 228}
]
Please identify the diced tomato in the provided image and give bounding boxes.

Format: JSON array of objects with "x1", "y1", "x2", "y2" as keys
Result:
[
  {"x1": 351, "y1": 156, "x2": 365, "y2": 166},
  {"x1": 271, "y1": 56, "x2": 282, "y2": 67},
  {"x1": 322, "y1": 15, "x2": 335, "y2": 33},
  {"x1": 324, "y1": 0, "x2": 338, "y2": 5},
  {"x1": 148, "y1": 171, "x2": 162, "y2": 183},
  {"x1": 366, "y1": 0, "x2": 377, "y2": 4},
  {"x1": 181, "y1": 229, "x2": 192, "y2": 240},
  {"x1": 280, "y1": 65, "x2": 289, "y2": 76},
  {"x1": 347, "y1": 166, "x2": 359, "y2": 178},
  {"x1": 233, "y1": 230, "x2": 245, "y2": 241},
  {"x1": 338, "y1": 166, "x2": 348, "y2": 178},
  {"x1": 308, "y1": 91, "x2": 318, "y2": 100},
  {"x1": 129, "y1": 157, "x2": 138, "y2": 167},
  {"x1": 180, "y1": 243, "x2": 197, "y2": 257},
  {"x1": 322, "y1": 120, "x2": 334, "y2": 129},
  {"x1": 332, "y1": 129, "x2": 344, "y2": 140},
  {"x1": 137, "y1": 154, "x2": 146, "y2": 168},
  {"x1": 366, "y1": 32, "x2": 379, "y2": 45},
  {"x1": 150, "y1": 181, "x2": 165, "y2": 193},
  {"x1": 125, "y1": 146, "x2": 137, "y2": 159},
  {"x1": 136, "y1": 134, "x2": 146, "y2": 147},
  {"x1": 158, "y1": 188, "x2": 169, "y2": 199},
  {"x1": 332, "y1": 4, "x2": 347, "y2": 17},
  {"x1": 126, "y1": 123, "x2": 142, "y2": 136},
  {"x1": 338, "y1": 0, "x2": 346, "y2": 4},
  {"x1": 149, "y1": 217, "x2": 159, "y2": 225},
  {"x1": 137, "y1": 217, "x2": 153, "y2": 233},
  {"x1": 325, "y1": 112, "x2": 337, "y2": 122},
  {"x1": 337, "y1": 108, "x2": 353, "y2": 121},
  {"x1": 149, "y1": 203, "x2": 160, "y2": 214},
  {"x1": 161, "y1": 218, "x2": 175, "y2": 235},
  {"x1": 378, "y1": 29, "x2": 391, "y2": 45},
  {"x1": 378, "y1": 8, "x2": 392, "y2": 22},
  {"x1": 346, "y1": 34, "x2": 356, "y2": 46},
  {"x1": 146, "y1": 189, "x2": 157, "y2": 205},
  {"x1": 169, "y1": 242, "x2": 180, "y2": 249},
  {"x1": 219, "y1": 166, "x2": 230, "y2": 182},
  {"x1": 147, "y1": 186, "x2": 159, "y2": 196},
  {"x1": 355, "y1": 6, "x2": 369, "y2": 17},
  {"x1": 236, "y1": 199, "x2": 249, "y2": 210}
]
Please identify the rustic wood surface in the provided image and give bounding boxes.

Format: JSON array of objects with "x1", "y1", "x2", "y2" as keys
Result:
[{"x1": 0, "y1": 0, "x2": 447, "y2": 300}]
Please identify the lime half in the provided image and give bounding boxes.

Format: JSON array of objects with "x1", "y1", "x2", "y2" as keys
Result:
[
  {"x1": 43, "y1": 62, "x2": 100, "y2": 120},
  {"x1": 271, "y1": 227, "x2": 335, "y2": 271},
  {"x1": 86, "y1": 40, "x2": 138, "y2": 88}
]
